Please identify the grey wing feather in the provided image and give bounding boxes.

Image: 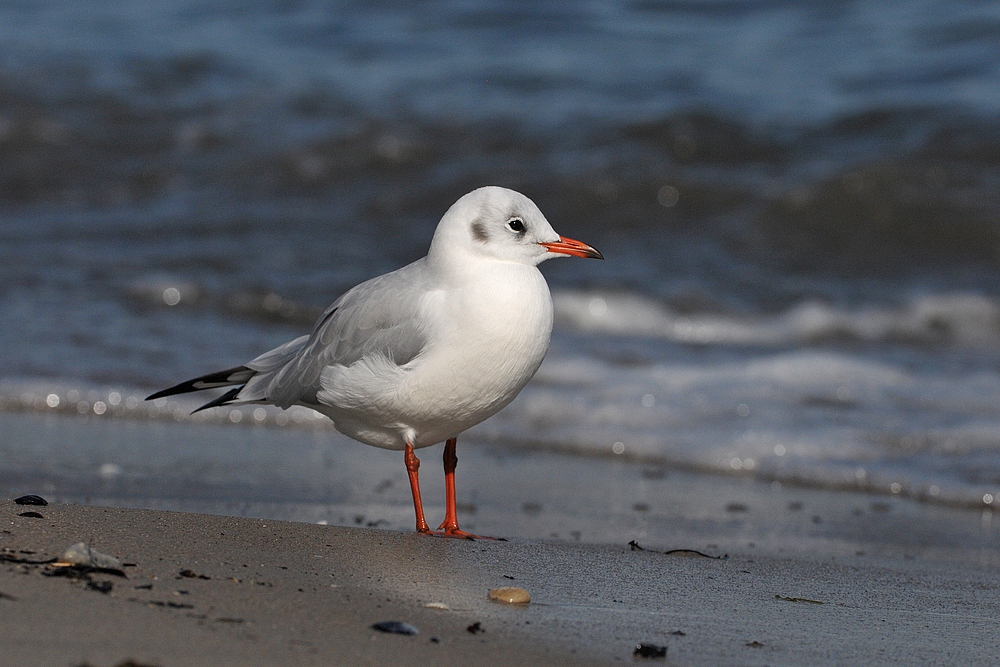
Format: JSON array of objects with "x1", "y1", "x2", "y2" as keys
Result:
[{"x1": 246, "y1": 260, "x2": 433, "y2": 409}]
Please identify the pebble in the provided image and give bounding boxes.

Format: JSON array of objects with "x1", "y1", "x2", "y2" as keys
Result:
[
  {"x1": 86, "y1": 580, "x2": 114, "y2": 594},
  {"x1": 371, "y1": 620, "x2": 419, "y2": 636},
  {"x1": 488, "y1": 586, "x2": 530, "y2": 605},
  {"x1": 14, "y1": 495, "x2": 48, "y2": 506},
  {"x1": 634, "y1": 643, "x2": 667, "y2": 659}
]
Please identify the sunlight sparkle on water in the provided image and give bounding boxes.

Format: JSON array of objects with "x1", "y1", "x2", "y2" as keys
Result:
[{"x1": 162, "y1": 287, "x2": 181, "y2": 306}]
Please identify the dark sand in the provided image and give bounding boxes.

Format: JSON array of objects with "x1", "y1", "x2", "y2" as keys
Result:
[{"x1": 2, "y1": 496, "x2": 999, "y2": 666}]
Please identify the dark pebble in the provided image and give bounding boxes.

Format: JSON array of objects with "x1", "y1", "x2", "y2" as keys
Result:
[
  {"x1": 179, "y1": 569, "x2": 211, "y2": 580},
  {"x1": 87, "y1": 580, "x2": 114, "y2": 594},
  {"x1": 634, "y1": 643, "x2": 667, "y2": 659},
  {"x1": 372, "y1": 620, "x2": 419, "y2": 636},
  {"x1": 467, "y1": 621, "x2": 484, "y2": 634},
  {"x1": 14, "y1": 495, "x2": 48, "y2": 506},
  {"x1": 18, "y1": 511, "x2": 44, "y2": 519}
]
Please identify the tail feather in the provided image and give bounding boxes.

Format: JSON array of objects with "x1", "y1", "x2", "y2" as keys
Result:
[{"x1": 146, "y1": 366, "x2": 255, "y2": 401}]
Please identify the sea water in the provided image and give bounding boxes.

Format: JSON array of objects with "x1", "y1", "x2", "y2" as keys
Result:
[{"x1": 3, "y1": 1, "x2": 1000, "y2": 518}]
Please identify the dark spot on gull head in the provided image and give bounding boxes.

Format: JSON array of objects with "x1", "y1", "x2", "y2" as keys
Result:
[{"x1": 471, "y1": 220, "x2": 488, "y2": 243}]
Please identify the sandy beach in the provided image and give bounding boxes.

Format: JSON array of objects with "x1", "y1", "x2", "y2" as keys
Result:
[{"x1": 3, "y1": 481, "x2": 999, "y2": 666}]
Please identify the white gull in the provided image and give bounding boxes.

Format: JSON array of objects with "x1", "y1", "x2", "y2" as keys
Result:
[{"x1": 148, "y1": 186, "x2": 602, "y2": 538}]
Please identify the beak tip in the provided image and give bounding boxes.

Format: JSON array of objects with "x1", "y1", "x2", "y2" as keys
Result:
[{"x1": 540, "y1": 236, "x2": 604, "y2": 260}]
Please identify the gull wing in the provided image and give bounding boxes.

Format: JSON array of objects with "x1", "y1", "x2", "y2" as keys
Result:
[{"x1": 240, "y1": 259, "x2": 434, "y2": 408}]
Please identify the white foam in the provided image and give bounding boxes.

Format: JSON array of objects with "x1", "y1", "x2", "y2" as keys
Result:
[
  {"x1": 552, "y1": 290, "x2": 1000, "y2": 349},
  {"x1": 474, "y1": 347, "x2": 1000, "y2": 506}
]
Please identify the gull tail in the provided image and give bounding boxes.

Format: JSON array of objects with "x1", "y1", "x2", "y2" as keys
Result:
[{"x1": 146, "y1": 366, "x2": 257, "y2": 413}]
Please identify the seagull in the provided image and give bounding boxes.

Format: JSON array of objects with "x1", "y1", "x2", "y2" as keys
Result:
[{"x1": 147, "y1": 186, "x2": 603, "y2": 538}]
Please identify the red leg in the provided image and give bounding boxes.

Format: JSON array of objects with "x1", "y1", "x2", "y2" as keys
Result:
[
  {"x1": 437, "y1": 437, "x2": 472, "y2": 537},
  {"x1": 404, "y1": 439, "x2": 502, "y2": 541},
  {"x1": 404, "y1": 442, "x2": 430, "y2": 533},
  {"x1": 437, "y1": 438, "x2": 503, "y2": 540}
]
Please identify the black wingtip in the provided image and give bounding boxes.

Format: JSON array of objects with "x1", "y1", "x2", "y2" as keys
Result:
[
  {"x1": 190, "y1": 387, "x2": 242, "y2": 414},
  {"x1": 146, "y1": 366, "x2": 254, "y2": 402}
]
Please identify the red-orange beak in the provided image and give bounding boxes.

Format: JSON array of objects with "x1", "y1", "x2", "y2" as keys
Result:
[{"x1": 539, "y1": 235, "x2": 604, "y2": 260}]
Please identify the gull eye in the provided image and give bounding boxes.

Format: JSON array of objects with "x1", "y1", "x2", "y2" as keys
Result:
[{"x1": 506, "y1": 218, "x2": 525, "y2": 233}]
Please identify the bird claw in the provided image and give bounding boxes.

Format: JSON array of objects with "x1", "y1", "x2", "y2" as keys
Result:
[{"x1": 418, "y1": 526, "x2": 503, "y2": 541}]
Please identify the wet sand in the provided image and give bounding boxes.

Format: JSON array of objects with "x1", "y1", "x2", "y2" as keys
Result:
[{"x1": 3, "y1": 494, "x2": 999, "y2": 666}]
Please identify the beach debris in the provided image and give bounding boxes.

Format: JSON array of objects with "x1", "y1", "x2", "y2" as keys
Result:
[
  {"x1": 46, "y1": 543, "x2": 127, "y2": 580},
  {"x1": 670, "y1": 630, "x2": 686, "y2": 636},
  {"x1": 178, "y1": 569, "x2": 211, "y2": 580},
  {"x1": 747, "y1": 640, "x2": 765, "y2": 647},
  {"x1": 633, "y1": 643, "x2": 667, "y2": 659},
  {"x1": 0, "y1": 550, "x2": 56, "y2": 565},
  {"x1": 664, "y1": 549, "x2": 726, "y2": 558},
  {"x1": 488, "y1": 586, "x2": 530, "y2": 605},
  {"x1": 0, "y1": 590, "x2": 16, "y2": 601},
  {"x1": 14, "y1": 494, "x2": 48, "y2": 506},
  {"x1": 76, "y1": 660, "x2": 162, "y2": 667},
  {"x1": 424, "y1": 601, "x2": 450, "y2": 610},
  {"x1": 86, "y1": 580, "x2": 114, "y2": 594},
  {"x1": 467, "y1": 622, "x2": 485, "y2": 634},
  {"x1": 57, "y1": 542, "x2": 123, "y2": 572},
  {"x1": 775, "y1": 595, "x2": 823, "y2": 604},
  {"x1": 17, "y1": 511, "x2": 44, "y2": 518},
  {"x1": 372, "y1": 620, "x2": 419, "y2": 635},
  {"x1": 145, "y1": 600, "x2": 194, "y2": 609},
  {"x1": 628, "y1": 540, "x2": 727, "y2": 559}
]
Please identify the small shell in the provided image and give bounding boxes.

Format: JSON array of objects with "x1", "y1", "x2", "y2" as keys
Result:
[
  {"x1": 424, "y1": 602, "x2": 450, "y2": 610},
  {"x1": 488, "y1": 586, "x2": 530, "y2": 605}
]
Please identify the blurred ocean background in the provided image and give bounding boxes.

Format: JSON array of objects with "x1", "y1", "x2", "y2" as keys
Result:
[{"x1": 4, "y1": 0, "x2": 1000, "y2": 530}]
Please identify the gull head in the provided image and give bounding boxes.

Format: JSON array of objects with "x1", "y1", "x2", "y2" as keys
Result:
[{"x1": 428, "y1": 186, "x2": 603, "y2": 268}]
